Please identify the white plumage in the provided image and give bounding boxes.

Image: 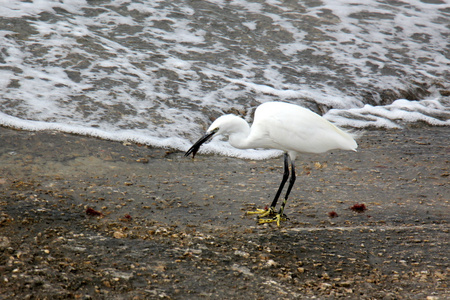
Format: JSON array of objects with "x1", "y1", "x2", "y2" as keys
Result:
[{"x1": 185, "y1": 101, "x2": 357, "y2": 226}]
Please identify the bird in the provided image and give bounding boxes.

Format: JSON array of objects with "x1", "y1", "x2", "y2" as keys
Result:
[{"x1": 185, "y1": 101, "x2": 357, "y2": 226}]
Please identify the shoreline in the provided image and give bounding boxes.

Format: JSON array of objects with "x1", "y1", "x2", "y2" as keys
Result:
[{"x1": 0, "y1": 125, "x2": 448, "y2": 299}]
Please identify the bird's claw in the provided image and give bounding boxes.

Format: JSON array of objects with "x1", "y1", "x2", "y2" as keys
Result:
[
  {"x1": 247, "y1": 207, "x2": 289, "y2": 226},
  {"x1": 246, "y1": 207, "x2": 276, "y2": 218},
  {"x1": 258, "y1": 213, "x2": 289, "y2": 226}
]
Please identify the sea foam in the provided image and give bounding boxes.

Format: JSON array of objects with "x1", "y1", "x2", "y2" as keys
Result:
[{"x1": 0, "y1": 0, "x2": 448, "y2": 159}]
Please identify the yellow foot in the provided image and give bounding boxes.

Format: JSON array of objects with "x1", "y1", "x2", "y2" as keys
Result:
[
  {"x1": 258, "y1": 213, "x2": 288, "y2": 226},
  {"x1": 246, "y1": 207, "x2": 275, "y2": 218}
]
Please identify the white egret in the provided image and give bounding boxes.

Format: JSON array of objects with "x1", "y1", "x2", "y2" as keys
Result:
[{"x1": 185, "y1": 101, "x2": 357, "y2": 226}]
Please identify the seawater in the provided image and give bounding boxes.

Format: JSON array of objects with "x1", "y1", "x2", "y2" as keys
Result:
[{"x1": 0, "y1": 0, "x2": 449, "y2": 159}]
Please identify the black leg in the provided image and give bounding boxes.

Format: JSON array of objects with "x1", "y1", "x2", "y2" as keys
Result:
[
  {"x1": 279, "y1": 160, "x2": 296, "y2": 216},
  {"x1": 269, "y1": 153, "x2": 290, "y2": 210}
]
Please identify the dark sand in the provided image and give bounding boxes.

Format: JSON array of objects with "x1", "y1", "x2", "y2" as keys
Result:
[{"x1": 0, "y1": 126, "x2": 448, "y2": 299}]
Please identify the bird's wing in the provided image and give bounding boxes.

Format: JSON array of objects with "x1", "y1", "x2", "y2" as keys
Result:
[{"x1": 251, "y1": 103, "x2": 356, "y2": 153}]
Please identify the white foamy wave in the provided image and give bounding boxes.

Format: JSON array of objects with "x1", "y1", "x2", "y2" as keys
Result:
[
  {"x1": 303, "y1": 0, "x2": 450, "y2": 90},
  {"x1": 0, "y1": 110, "x2": 280, "y2": 159},
  {"x1": 326, "y1": 99, "x2": 450, "y2": 129},
  {"x1": 226, "y1": 78, "x2": 362, "y2": 109},
  {"x1": 0, "y1": 0, "x2": 87, "y2": 18},
  {"x1": 0, "y1": 0, "x2": 449, "y2": 160},
  {"x1": 0, "y1": 111, "x2": 190, "y2": 150}
]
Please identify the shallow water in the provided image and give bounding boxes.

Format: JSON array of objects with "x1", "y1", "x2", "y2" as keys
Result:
[{"x1": 0, "y1": 0, "x2": 449, "y2": 158}]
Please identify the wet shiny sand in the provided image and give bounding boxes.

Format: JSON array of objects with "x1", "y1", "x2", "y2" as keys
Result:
[{"x1": 0, "y1": 126, "x2": 448, "y2": 299}]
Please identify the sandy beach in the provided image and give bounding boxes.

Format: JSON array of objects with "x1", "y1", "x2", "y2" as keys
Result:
[{"x1": 0, "y1": 125, "x2": 448, "y2": 299}]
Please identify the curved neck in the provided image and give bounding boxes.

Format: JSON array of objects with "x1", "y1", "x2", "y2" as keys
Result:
[{"x1": 227, "y1": 119, "x2": 251, "y2": 149}]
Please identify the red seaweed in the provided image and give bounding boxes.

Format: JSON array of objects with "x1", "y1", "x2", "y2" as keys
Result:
[
  {"x1": 328, "y1": 211, "x2": 339, "y2": 218},
  {"x1": 350, "y1": 203, "x2": 367, "y2": 213},
  {"x1": 86, "y1": 207, "x2": 103, "y2": 216},
  {"x1": 120, "y1": 214, "x2": 132, "y2": 222}
]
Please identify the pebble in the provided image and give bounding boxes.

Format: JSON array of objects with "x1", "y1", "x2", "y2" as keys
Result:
[
  {"x1": 113, "y1": 231, "x2": 127, "y2": 239},
  {"x1": 234, "y1": 250, "x2": 250, "y2": 258},
  {"x1": 0, "y1": 236, "x2": 10, "y2": 250},
  {"x1": 231, "y1": 264, "x2": 253, "y2": 276},
  {"x1": 266, "y1": 259, "x2": 278, "y2": 268}
]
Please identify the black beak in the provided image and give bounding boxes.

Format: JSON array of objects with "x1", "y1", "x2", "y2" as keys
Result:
[{"x1": 185, "y1": 130, "x2": 216, "y2": 158}]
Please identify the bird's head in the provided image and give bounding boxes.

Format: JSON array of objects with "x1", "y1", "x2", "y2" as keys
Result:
[{"x1": 184, "y1": 114, "x2": 245, "y2": 158}]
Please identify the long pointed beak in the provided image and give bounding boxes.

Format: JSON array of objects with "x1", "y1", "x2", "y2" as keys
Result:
[{"x1": 185, "y1": 131, "x2": 216, "y2": 158}]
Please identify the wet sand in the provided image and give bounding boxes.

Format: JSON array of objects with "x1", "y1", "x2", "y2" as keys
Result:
[{"x1": 0, "y1": 126, "x2": 448, "y2": 299}]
